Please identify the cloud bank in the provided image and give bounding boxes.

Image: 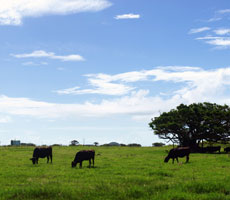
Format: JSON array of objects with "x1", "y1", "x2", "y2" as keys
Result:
[
  {"x1": 0, "y1": 0, "x2": 112, "y2": 25},
  {"x1": 196, "y1": 36, "x2": 230, "y2": 48},
  {"x1": 214, "y1": 29, "x2": 230, "y2": 35},
  {"x1": 2, "y1": 66, "x2": 230, "y2": 121}
]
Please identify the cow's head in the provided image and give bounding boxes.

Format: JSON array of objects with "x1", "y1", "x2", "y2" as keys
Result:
[
  {"x1": 164, "y1": 156, "x2": 170, "y2": 163},
  {"x1": 71, "y1": 161, "x2": 77, "y2": 168},
  {"x1": 30, "y1": 157, "x2": 36, "y2": 164}
]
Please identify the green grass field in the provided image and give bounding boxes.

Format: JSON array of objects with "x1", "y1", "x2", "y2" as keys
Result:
[{"x1": 0, "y1": 146, "x2": 230, "y2": 200}]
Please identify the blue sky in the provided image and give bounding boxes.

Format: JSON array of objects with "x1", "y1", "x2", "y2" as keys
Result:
[{"x1": 1, "y1": 0, "x2": 230, "y2": 146}]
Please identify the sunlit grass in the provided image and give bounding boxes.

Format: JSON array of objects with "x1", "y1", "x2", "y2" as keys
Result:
[{"x1": 0, "y1": 146, "x2": 230, "y2": 199}]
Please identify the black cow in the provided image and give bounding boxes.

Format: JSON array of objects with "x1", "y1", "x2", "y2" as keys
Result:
[
  {"x1": 205, "y1": 146, "x2": 221, "y2": 153},
  {"x1": 224, "y1": 147, "x2": 230, "y2": 153},
  {"x1": 30, "y1": 146, "x2": 52, "y2": 164},
  {"x1": 72, "y1": 150, "x2": 95, "y2": 168},
  {"x1": 164, "y1": 147, "x2": 190, "y2": 163}
]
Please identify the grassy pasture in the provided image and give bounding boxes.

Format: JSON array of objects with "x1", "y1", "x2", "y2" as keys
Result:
[{"x1": 0, "y1": 146, "x2": 230, "y2": 200}]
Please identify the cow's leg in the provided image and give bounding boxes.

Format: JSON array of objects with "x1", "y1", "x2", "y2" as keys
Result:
[
  {"x1": 172, "y1": 158, "x2": 174, "y2": 164},
  {"x1": 176, "y1": 157, "x2": 179, "y2": 163},
  {"x1": 50, "y1": 155, "x2": 52, "y2": 163},
  {"x1": 80, "y1": 162, "x2": 82, "y2": 168},
  {"x1": 47, "y1": 156, "x2": 49, "y2": 163},
  {"x1": 36, "y1": 158, "x2": 39, "y2": 164},
  {"x1": 89, "y1": 159, "x2": 91, "y2": 168},
  {"x1": 186, "y1": 155, "x2": 189, "y2": 163}
]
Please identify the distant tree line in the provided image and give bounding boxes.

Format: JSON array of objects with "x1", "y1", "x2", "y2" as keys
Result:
[
  {"x1": 20, "y1": 143, "x2": 36, "y2": 146},
  {"x1": 69, "y1": 140, "x2": 142, "y2": 147},
  {"x1": 101, "y1": 143, "x2": 141, "y2": 147},
  {"x1": 152, "y1": 142, "x2": 165, "y2": 147}
]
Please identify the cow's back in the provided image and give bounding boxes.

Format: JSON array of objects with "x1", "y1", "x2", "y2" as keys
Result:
[
  {"x1": 169, "y1": 147, "x2": 190, "y2": 157},
  {"x1": 33, "y1": 147, "x2": 52, "y2": 158},
  {"x1": 75, "y1": 150, "x2": 95, "y2": 161}
]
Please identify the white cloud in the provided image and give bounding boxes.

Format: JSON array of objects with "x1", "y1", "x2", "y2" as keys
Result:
[
  {"x1": 2, "y1": 66, "x2": 230, "y2": 121},
  {"x1": 206, "y1": 38, "x2": 230, "y2": 47},
  {"x1": 114, "y1": 13, "x2": 140, "y2": 20},
  {"x1": 55, "y1": 66, "x2": 201, "y2": 96},
  {"x1": 197, "y1": 36, "x2": 230, "y2": 47},
  {"x1": 206, "y1": 17, "x2": 222, "y2": 22},
  {"x1": 214, "y1": 29, "x2": 230, "y2": 35},
  {"x1": 12, "y1": 50, "x2": 85, "y2": 61},
  {"x1": 0, "y1": 91, "x2": 160, "y2": 119},
  {"x1": 188, "y1": 27, "x2": 211, "y2": 34},
  {"x1": 196, "y1": 36, "x2": 222, "y2": 40},
  {"x1": 217, "y1": 9, "x2": 230, "y2": 14},
  {"x1": 150, "y1": 67, "x2": 230, "y2": 104},
  {"x1": 190, "y1": 9, "x2": 230, "y2": 48},
  {"x1": 12, "y1": 89, "x2": 182, "y2": 121},
  {"x1": 0, "y1": 116, "x2": 11, "y2": 123},
  {"x1": 22, "y1": 61, "x2": 48, "y2": 66},
  {"x1": 55, "y1": 86, "x2": 80, "y2": 95},
  {"x1": 55, "y1": 81, "x2": 134, "y2": 96},
  {"x1": 0, "y1": 0, "x2": 112, "y2": 25}
]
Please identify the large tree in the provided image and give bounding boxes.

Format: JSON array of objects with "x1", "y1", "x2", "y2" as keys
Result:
[
  {"x1": 149, "y1": 102, "x2": 230, "y2": 147},
  {"x1": 70, "y1": 140, "x2": 79, "y2": 146}
]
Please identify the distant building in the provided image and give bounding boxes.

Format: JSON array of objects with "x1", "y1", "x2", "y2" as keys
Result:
[{"x1": 11, "y1": 140, "x2": 21, "y2": 146}]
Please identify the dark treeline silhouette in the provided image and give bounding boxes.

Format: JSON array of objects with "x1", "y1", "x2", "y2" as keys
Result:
[
  {"x1": 152, "y1": 142, "x2": 165, "y2": 147},
  {"x1": 21, "y1": 143, "x2": 36, "y2": 146},
  {"x1": 101, "y1": 142, "x2": 141, "y2": 147}
]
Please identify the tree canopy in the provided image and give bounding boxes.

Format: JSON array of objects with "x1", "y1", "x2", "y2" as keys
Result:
[
  {"x1": 149, "y1": 102, "x2": 230, "y2": 147},
  {"x1": 94, "y1": 142, "x2": 99, "y2": 146},
  {"x1": 70, "y1": 140, "x2": 79, "y2": 146}
]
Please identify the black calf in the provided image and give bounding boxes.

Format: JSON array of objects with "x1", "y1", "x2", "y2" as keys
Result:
[{"x1": 72, "y1": 150, "x2": 95, "y2": 168}]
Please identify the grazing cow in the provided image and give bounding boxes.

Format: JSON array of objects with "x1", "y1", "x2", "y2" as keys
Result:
[
  {"x1": 72, "y1": 150, "x2": 95, "y2": 168},
  {"x1": 224, "y1": 147, "x2": 230, "y2": 153},
  {"x1": 205, "y1": 146, "x2": 221, "y2": 153},
  {"x1": 164, "y1": 147, "x2": 190, "y2": 164},
  {"x1": 30, "y1": 146, "x2": 52, "y2": 164}
]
